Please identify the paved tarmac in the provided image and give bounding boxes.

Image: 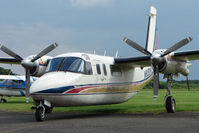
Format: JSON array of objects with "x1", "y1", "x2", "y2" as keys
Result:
[{"x1": 0, "y1": 111, "x2": 199, "y2": 133}]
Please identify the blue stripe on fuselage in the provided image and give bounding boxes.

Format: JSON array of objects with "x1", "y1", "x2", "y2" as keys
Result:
[{"x1": 36, "y1": 86, "x2": 74, "y2": 93}]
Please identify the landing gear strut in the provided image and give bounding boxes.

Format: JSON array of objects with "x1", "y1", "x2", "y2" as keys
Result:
[{"x1": 165, "y1": 75, "x2": 176, "y2": 113}]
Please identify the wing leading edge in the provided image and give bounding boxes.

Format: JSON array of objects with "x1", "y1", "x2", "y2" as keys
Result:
[
  {"x1": 114, "y1": 56, "x2": 151, "y2": 67},
  {"x1": 172, "y1": 49, "x2": 199, "y2": 61},
  {"x1": 0, "y1": 57, "x2": 21, "y2": 64}
]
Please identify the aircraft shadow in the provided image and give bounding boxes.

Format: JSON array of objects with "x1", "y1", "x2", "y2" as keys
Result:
[{"x1": 47, "y1": 108, "x2": 124, "y2": 121}]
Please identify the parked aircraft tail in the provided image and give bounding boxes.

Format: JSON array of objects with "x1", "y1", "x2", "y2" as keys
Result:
[{"x1": 145, "y1": 6, "x2": 157, "y2": 53}]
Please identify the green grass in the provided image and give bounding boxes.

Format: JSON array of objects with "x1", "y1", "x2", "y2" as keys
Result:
[{"x1": 1, "y1": 89, "x2": 199, "y2": 114}]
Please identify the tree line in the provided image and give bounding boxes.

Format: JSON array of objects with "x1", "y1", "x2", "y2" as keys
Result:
[
  {"x1": 0, "y1": 67, "x2": 16, "y2": 75},
  {"x1": 143, "y1": 79, "x2": 199, "y2": 90}
]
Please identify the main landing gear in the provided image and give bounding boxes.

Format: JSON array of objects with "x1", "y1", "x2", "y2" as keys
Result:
[
  {"x1": 35, "y1": 100, "x2": 53, "y2": 122},
  {"x1": 165, "y1": 75, "x2": 176, "y2": 113},
  {"x1": 0, "y1": 96, "x2": 7, "y2": 103}
]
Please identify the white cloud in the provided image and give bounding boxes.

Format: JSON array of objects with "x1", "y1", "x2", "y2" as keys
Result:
[
  {"x1": 69, "y1": 0, "x2": 113, "y2": 8},
  {"x1": 0, "y1": 23, "x2": 74, "y2": 56},
  {"x1": 0, "y1": 23, "x2": 77, "y2": 74}
]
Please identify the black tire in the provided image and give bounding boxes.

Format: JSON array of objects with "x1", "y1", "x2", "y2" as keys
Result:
[
  {"x1": 35, "y1": 107, "x2": 45, "y2": 122},
  {"x1": 165, "y1": 96, "x2": 176, "y2": 113},
  {"x1": 1, "y1": 99, "x2": 7, "y2": 103}
]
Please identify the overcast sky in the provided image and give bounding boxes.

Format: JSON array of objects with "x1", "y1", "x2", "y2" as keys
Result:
[{"x1": 0, "y1": 0, "x2": 199, "y2": 80}]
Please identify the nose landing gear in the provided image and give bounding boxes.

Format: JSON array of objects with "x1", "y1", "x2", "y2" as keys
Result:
[
  {"x1": 164, "y1": 75, "x2": 176, "y2": 113},
  {"x1": 35, "y1": 100, "x2": 53, "y2": 122},
  {"x1": 35, "y1": 102, "x2": 46, "y2": 121}
]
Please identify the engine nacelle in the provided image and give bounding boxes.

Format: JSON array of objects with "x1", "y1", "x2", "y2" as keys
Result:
[
  {"x1": 159, "y1": 58, "x2": 190, "y2": 76},
  {"x1": 27, "y1": 55, "x2": 52, "y2": 77}
]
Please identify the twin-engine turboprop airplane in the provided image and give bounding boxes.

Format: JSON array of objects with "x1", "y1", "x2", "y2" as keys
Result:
[
  {"x1": 0, "y1": 75, "x2": 37, "y2": 103},
  {"x1": 1, "y1": 6, "x2": 199, "y2": 121}
]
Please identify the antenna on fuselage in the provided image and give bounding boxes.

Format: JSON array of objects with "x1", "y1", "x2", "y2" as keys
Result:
[
  {"x1": 115, "y1": 50, "x2": 118, "y2": 57},
  {"x1": 93, "y1": 50, "x2": 96, "y2": 54},
  {"x1": 104, "y1": 50, "x2": 106, "y2": 56}
]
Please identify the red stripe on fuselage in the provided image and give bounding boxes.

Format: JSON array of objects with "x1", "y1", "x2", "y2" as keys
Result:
[{"x1": 65, "y1": 86, "x2": 100, "y2": 93}]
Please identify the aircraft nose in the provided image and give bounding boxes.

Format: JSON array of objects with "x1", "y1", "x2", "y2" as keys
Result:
[{"x1": 30, "y1": 72, "x2": 80, "y2": 94}]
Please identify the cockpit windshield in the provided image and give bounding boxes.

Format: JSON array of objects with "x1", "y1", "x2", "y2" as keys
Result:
[{"x1": 46, "y1": 57, "x2": 93, "y2": 75}]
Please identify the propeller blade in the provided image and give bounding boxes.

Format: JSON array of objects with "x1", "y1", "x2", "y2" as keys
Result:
[
  {"x1": 161, "y1": 37, "x2": 192, "y2": 57},
  {"x1": 25, "y1": 69, "x2": 31, "y2": 103},
  {"x1": 123, "y1": 37, "x2": 152, "y2": 56},
  {"x1": 0, "y1": 45, "x2": 23, "y2": 61},
  {"x1": 153, "y1": 65, "x2": 159, "y2": 100},
  {"x1": 31, "y1": 43, "x2": 58, "y2": 62}
]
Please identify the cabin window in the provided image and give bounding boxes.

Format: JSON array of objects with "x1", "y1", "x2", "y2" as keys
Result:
[
  {"x1": 12, "y1": 80, "x2": 23, "y2": 86},
  {"x1": 4, "y1": 80, "x2": 23, "y2": 86},
  {"x1": 96, "y1": 64, "x2": 101, "y2": 75},
  {"x1": 103, "y1": 64, "x2": 107, "y2": 76},
  {"x1": 110, "y1": 65, "x2": 122, "y2": 77}
]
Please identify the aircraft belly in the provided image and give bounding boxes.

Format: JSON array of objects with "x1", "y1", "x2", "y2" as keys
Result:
[{"x1": 32, "y1": 92, "x2": 137, "y2": 107}]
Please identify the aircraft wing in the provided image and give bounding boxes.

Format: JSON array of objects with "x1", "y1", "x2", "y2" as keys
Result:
[
  {"x1": 0, "y1": 75, "x2": 38, "y2": 81},
  {"x1": 0, "y1": 75, "x2": 25, "y2": 80},
  {"x1": 114, "y1": 49, "x2": 199, "y2": 67},
  {"x1": 0, "y1": 57, "x2": 21, "y2": 64},
  {"x1": 171, "y1": 49, "x2": 199, "y2": 61},
  {"x1": 114, "y1": 56, "x2": 151, "y2": 67}
]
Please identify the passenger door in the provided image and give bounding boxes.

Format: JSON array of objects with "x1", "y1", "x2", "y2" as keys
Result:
[{"x1": 93, "y1": 62, "x2": 106, "y2": 83}]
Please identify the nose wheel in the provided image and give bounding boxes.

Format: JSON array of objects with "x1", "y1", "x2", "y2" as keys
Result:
[
  {"x1": 35, "y1": 104, "x2": 46, "y2": 121},
  {"x1": 35, "y1": 100, "x2": 53, "y2": 121}
]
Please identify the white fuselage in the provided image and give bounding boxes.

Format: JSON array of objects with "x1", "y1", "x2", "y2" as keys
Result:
[{"x1": 30, "y1": 53, "x2": 153, "y2": 107}]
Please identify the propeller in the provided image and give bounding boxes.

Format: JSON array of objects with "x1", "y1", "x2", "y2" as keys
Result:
[
  {"x1": 123, "y1": 37, "x2": 152, "y2": 56},
  {"x1": 0, "y1": 43, "x2": 58, "y2": 102},
  {"x1": 161, "y1": 37, "x2": 192, "y2": 57},
  {"x1": 0, "y1": 45, "x2": 23, "y2": 61},
  {"x1": 123, "y1": 37, "x2": 192, "y2": 99},
  {"x1": 153, "y1": 64, "x2": 159, "y2": 100}
]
